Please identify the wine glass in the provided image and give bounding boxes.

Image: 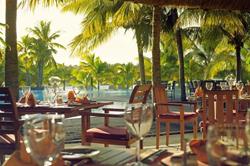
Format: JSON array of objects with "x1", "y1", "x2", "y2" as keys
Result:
[
  {"x1": 226, "y1": 74, "x2": 236, "y2": 90},
  {"x1": 23, "y1": 114, "x2": 65, "y2": 166},
  {"x1": 49, "y1": 76, "x2": 61, "y2": 100},
  {"x1": 124, "y1": 103, "x2": 153, "y2": 165},
  {"x1": 220, "y1": 82, "x2": 228, "y2": 90},
  {"x1": 43, "y1": 86, "x2": 54, "y2": 105},
  {"x1": 207, "y1": 124, "x2": 250, "y2": 166},
  {"x1": 205, "y1": 82, "x2": 213, "y2": 91}
]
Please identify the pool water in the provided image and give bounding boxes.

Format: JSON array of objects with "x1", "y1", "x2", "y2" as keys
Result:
[{"x1": 19, "y1": 89, "x2": 132, "y2": 102}]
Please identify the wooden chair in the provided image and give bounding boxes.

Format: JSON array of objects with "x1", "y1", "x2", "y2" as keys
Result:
[
  {"x1": 84, "y1": 84, "x2": 152, "y2": 148},
  {"x1": 200, "y1": 90, "x2": 239, "y2": 140},
  {"x1": 153, "y1": 85, "x2": 198, "y2": 150},
  {"x1": 0, "y1": 87, "x2": 21, "y2": 164},
  {"x1": 244, "y1": 85, "x2": 250, "y2": 95}
]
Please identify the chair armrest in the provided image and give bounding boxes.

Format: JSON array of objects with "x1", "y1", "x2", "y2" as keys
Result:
[
  {"x1": 156, "y1": 103, "x2": 183, "y2": 107},
  {"x1": 169, "y1": 100, "x2": 197, "y2": 105},
  {"x1": 103, "y1": 108, "x2": 125, "y2": 112},
  {"x1": 156, "y1": 103, "x2": 184, "y2": 116},
  {"x1": 89, "y1": 112, "x2": 124, "y2": 118}
]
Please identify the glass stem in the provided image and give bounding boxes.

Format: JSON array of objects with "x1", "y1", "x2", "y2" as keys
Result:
[{"x1": 136, "y1": 138, "x2": 141, "y2": 162}]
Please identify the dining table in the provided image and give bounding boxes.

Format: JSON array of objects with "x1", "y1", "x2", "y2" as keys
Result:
[
  {"x1": 4, "y1": 143, "x2": 208, "y2": 166},
  {"x1": 17, "y1": 101, "x2": 113, "y2": 145}
]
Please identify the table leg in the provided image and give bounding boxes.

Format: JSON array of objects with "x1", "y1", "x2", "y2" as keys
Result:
[{"x1": 81, "y1": 110, "x2": 91, "y2": 145}]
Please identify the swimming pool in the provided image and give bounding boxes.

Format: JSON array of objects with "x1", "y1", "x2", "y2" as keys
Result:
[{"x1": 19, "y1": 88, "x2": 132, "y2": 102}]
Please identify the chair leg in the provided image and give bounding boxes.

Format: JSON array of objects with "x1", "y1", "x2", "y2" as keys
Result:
[
  {"x1": 156, "y1": 120, "x2": 160, "y2": 149},
  {"x1": 166, "y1": 122, "x2": 170, "y2": 146},
  {"x1": 0, "y1": 153, "x2": 4, "y2": 165},
  {"x1": 193, "y1": 119, "x2": 198, "y2": 139},
  {"x1": 140, "y1": 139, "x2": 143, "y2": 149},
  {"x1": 180, "y1": 122, "x2": 185, "y2": 150}
]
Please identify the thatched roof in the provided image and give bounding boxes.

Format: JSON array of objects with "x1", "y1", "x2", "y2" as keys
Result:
[{"x1": 126, "y1": 0, "x2": 250, "y2": 11}]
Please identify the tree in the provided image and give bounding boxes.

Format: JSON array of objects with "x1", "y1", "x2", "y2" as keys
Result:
[
  {"x1": 0, "y1": 23, "x2": 6, "y2": 59},
  {"x1": 184, "y1": 29, "x2": 235, "y2": 79},
  {"x1": 171, "y1": 9, "x2": 186, "y2": 101},
  {"x1": 62, "y1": 0, "x2": 152, "y2": 85},
  {"x1": 5, "y1": 0, "x2": 18, "y2": 98},
  {"x1": 152, "y1": 5, "x2": 161, "y2": 85},
  {"x1": 28, "y1": 21, "x2": 65, "y2": 87},
  {"x1": 18, "y1": 35, "x2": 35, "y2": 86},
  {"x1": 80, "y1": 53, "x2": 108, "y2": 90},
  {"x1": 117, "y1": 63, "x2": 138, "y2": 89},
  {"x1": 178, "y1": 9, "x2": 250, "y2": 81}
]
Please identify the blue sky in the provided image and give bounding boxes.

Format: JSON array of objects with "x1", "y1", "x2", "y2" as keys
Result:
[{"x1": 0, "y1": 1, "x2": 142, "y2": 65}]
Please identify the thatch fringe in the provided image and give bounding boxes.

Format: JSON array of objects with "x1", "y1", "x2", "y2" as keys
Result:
[{"x1": 126, "y1": 0, "x2": 250, "y2": 11}]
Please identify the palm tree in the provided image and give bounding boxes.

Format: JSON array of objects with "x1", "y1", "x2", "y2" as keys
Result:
[
  {"x1": 18, "y1": 0, "x2": 64, "y2": 10},
  {"x1": 184, "y1": 29, "x2": 235, "y2": 79},
  {"x1": 178, "y1": 9, "x2": 250, "y2": 81},
  {"x1": 80, "y1": 53, "x2": 108, "y2": 90},
  {"x1": 152, "y1": 5, "x2": 161, "y2": 85},
  {"x1": 62, "y1": 0, "x2": 152, "y2": 85},
  {"x1": 28, "y1": 21, "x2": 65, "y2": 87},
  {"x1": 5, "y1": 0, "x2": 18, "y2": 98},
  {"x1": 18, "y1": 35, "x2": 35, "y2": 86},
  {"x1": 4, "y1": 0, "x2": 65, "y2": 97},
  {"x1": 117, "y1": 63, "x2": 138, "y2": 89},
  {"x1": 0, "y1": 23, "x2": 6, "y2": 59}
]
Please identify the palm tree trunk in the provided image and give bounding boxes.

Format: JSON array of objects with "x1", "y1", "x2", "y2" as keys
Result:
[
  {"x1": 235, "y1": 44, "x2": 241, "y2": 81},
  {"x1": 135, "y1": 31, "x2": 146, "y2": 84},
  {"x1": 37, "y1": 61, "x2": 44, "y2": 87},
  {"x1": 172, "y1": 9, "x2": 186, "y2": 101},
  {"x1": 5, "y1": 0, "x2": 18, "y2": 99},
  {"x1": 97, "y1": 80, "x2": 100, "y2": 91},
  {"x1": 25, "y1": 69, "x2": 31, "y2": 86},
  {"x1": 175, "y1": 29, "x2": 186, "y2": 101},
  {"x1": 152, "y1": 5, "x2": 161, "y2": 85},
  {"x1": 90, "y1": 77, "x2": 93, "y2": 90}
]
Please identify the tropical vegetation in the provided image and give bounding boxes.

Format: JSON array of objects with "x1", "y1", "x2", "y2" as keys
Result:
[{"x1": 2, "y1": 0, "x2": 250, "y2": 100}]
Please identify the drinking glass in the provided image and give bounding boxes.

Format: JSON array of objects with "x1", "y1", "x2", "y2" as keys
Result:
[
  {"x1": 226, "y1": 75, "x2": 236, "y2": 90},
  {"x1": 43, "y1": 86, "x2": 55, "y2": 106},
  {"x1": 205, "y1": 82, "x2": 213, "y2": 91},
  {"x1": 23, "y1": 114, "x2": 65, "y2": 166},
  {"x1": 207, "y1": 124, "x2": 250, "y2": 166},
  {"x1": 21, "y1": 86, "x2": 31, "y2": 106},
  {"x1": 219, "y1": 82, "x2": 228, "y2": 90},
  {"x1": 236, "y1": 81, "x2": 244, "y2": 97},
  {"x1": 124, "y1": 103, "x2": 153, "y2": 165},
  {"x1": 73, "y1": 86, "x2": 83, "y2": 96}
]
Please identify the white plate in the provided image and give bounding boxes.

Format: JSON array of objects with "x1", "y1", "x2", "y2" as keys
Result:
[{"x1": 61, "y1": 149, "x2": 100, "y2": 160}]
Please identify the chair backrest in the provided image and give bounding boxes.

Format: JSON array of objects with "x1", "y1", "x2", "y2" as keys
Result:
[
  {"x1": 0, "y1": 87, "x2": 20, "y2": 144},
  {"x1": 202, "y1": 90, "x2": 239, "y2": 125},
  {"x1": 201, "y1": 80, "x2": 215, "y2": 90},
  {"x1": 189, "y1": 81, "x2": 195, "y2": 93},
  {"x1": 153, "y1": 85, "x2": 169, "y2": 115},
  {"x1": 129, "y1": 84, "x2": 152, "y2": 104},
  {"x1": 172, "y1": 81, "x2": 176, "y2": 90},
  {"x1": 245, "y1": 85, "x2": 250, "y2": 95}
]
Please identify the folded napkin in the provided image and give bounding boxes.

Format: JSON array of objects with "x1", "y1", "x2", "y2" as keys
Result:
[
  {"x1": 67, "y1": 90, "x2": 76, "y2": 103},
  {"x1": 189, "y1": 139, "x2": 208, "y2": 164},
  {"x1": 18, "y1": 92, "x2": 36, "y2": 107},
  {"x1": 67, "y1": 90, "x2": 90, "y2": 104},
  {"x1": 3, "y1": 140, "x2": 65, "y2": 166}
]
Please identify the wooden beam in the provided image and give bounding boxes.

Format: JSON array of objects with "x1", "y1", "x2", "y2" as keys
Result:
[{"x1": 126, "y1": 0, "x2": 250, "y2": 11}]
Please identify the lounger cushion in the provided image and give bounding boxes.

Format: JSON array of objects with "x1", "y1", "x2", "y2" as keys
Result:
[
  {"x1": 86, "y1": 126, "x2": 129, "y2": 140},
  {"x1": 0, "y1": 134, "x2": 15, "y2": 144}
]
